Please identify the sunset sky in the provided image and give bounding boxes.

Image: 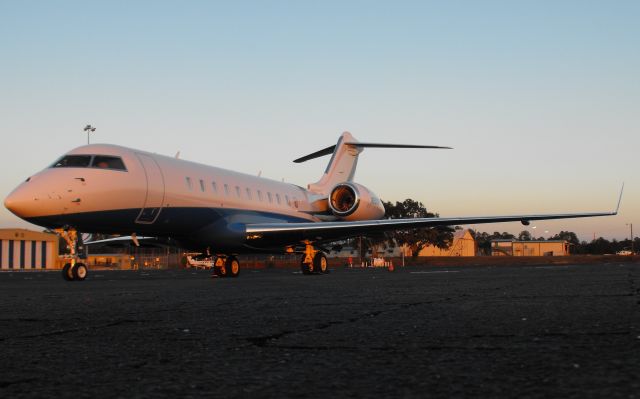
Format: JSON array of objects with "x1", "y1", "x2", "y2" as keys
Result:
[{"x1": 1, "y1": 1, "x2": 638, "y2": 241}]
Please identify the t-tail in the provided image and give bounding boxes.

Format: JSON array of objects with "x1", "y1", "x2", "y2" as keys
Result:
[{"x1": 294, "y1": 131, "x2": 452, "y2": 196}]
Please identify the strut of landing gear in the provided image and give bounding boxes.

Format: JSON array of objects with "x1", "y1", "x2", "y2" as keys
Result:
[
  {"x1": 213, "y1": 255, "x2": 240, "y2": 278},
  {"x1": 300, "y1": 243, "x2": 328, "y2": 275},
  {"x1": 56, "y1": 228, "x2": 88, "y2": 281}
]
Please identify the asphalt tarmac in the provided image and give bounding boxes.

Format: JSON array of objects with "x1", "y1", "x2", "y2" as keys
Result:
[{"x1": 1, "y1": 262, "x2": 639, "y2": 398}]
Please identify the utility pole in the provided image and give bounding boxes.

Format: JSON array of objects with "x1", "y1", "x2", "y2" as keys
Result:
[
  {"x1": 627, "y1": 223, "x2": 634, "y2": 255},
  {"x1": 84, "y1": 124, "x2": 96, "y2": 144}
]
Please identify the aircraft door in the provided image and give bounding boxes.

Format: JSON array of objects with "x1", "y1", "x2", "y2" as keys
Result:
[{"x1": 135, "y1": 153, "x2": 165, "y2": 224}]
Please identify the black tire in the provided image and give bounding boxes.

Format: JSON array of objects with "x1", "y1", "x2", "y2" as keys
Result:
[
  {"x1": 73, "y1": 263, "x2": 88, "y2": 281},
  {"x1": 313, "y1": 252, "x2": 328, "y2": 274},
  {"x1": 62, "y1": 263, "x2": 74, "y2": 281},
  {"x1": 225, "y1": 256, "x2": 240, "y2": 278}
]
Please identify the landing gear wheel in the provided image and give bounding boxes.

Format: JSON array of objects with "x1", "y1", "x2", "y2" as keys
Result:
[
  {"x1": 213, "y1": 257, "x2": 225, "y2": 277},
  {"x1": 72, "y1": 263, "x2": 88, "y2": 281},
  {"x1": 62, "y1": 263, "x2": 74, "y2": 281},
  {"x1": 313, "y1": 252, "x2": 328, "y2": 274},
  {"x1": 225, "y1": 256, "x2": 240, "y2": 278}
]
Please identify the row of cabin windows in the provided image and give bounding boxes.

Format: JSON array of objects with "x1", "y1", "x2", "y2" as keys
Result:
[{"x1": 185, "y1": 177, "x2": 296, "y2": 208}]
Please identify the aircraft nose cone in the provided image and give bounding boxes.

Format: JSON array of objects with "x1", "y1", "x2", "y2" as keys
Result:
[
  {"x1": 5, "y1": 191, "x2": 24, "y2": 217},
  {"x1": 4, "y1": 184, "x2": 33, "y2": 218}
]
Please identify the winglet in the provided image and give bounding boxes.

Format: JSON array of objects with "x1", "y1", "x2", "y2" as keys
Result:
[{"x1": 614, "y1": 183, "x2": 624, "y2": 214}]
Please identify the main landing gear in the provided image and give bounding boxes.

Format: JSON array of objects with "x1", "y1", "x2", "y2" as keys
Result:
[
  {"x1": 212, "y1": 255, "x2": 240, "y2": 278},
  {"x1": 56, "y1": 228, "x2": 88, "y2": 281},
  {"x1": 300, "y1": 243, "x2": 328, "y2": 275},
  {"x1": 62, "y1": 261, "x2": 88, "y2": 281}
]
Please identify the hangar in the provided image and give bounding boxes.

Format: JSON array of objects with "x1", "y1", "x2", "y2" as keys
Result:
[
  {"x1": 0, "y1": 229, "x2": 59, "y2": 270},
  {"x1": 417, "y1": 229, "x2": 477, "y2": 256},
  {"x1": 491, "y1": 239, "x2": 570, "y2": 256}
]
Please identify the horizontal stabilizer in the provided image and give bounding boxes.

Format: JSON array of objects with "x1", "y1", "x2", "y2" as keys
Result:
[
  {"x1": 293, "y1": 145, "x2": 337, "y2": 163},
  {"x1": 348, "y1": 142, "x2": 452, "y2": 150},
  {"x1": 293, "y1": 142, "x2": 451, "y2": 163}
]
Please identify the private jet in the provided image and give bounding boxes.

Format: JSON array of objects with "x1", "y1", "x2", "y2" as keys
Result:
[{"x1": 4, "y1": 131, "x2": 622, "y2": 280}]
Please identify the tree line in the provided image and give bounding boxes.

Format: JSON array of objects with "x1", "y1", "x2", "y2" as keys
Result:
[
  {"x1": 471, "y1": 230, "x2": 638, "y2": 255},
  {"x1": 353, "y1": 199, "x2": 636, "y2": 257}
]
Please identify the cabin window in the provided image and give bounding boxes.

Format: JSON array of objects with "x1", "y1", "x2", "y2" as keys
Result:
[
  {"x1": 285, "y1": 195, "x2": 290, "y2": 206},
  {"x1": 246, "y1": 188, "x2": 252, "y2": 200},
  {"x1": 235, "y1": 186, "x2": 241, "y2": 198},
  {"x1": 91, "y1": 155, "x2": 127, "y2": 171},
  {"x1": 224, "y1": 184, "x2": 229, "y2": 196},
  {"x1": 51, "y1": 155, "x2": 92, "y2": 168},
  {"x1": 275, "y1": 193, "x2": 281, "y2": 205},
  {"x1": 199, "y1": 179, "x2": 205, "y2": 192},
  {"x1": 186, "y1": 177, "x2": 193, "y2": 190},
  {"x1": 267, "y1": 192, "x2": 272, "y2": 203},
  {"x1": 257, "y1": 190, "x2": 263, "y2": 201},
  {"x1": 211, "y1": 181, "x2": 217, "y2": 193}
]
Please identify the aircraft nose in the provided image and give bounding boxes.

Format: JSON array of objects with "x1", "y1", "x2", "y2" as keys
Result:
[{"x1": 4, "y1": 181, "x2": 35, "y2": 218}]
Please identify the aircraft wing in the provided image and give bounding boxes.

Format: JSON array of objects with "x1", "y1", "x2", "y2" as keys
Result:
[
  {"x1": 244, "y1": 210, "x2": 617, "y2": 244},
  {"x1": 245, "y1": 185, "x2": 624, "y2": 245}
]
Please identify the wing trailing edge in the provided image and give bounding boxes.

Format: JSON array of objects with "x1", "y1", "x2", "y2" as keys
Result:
[{"x1": 244, "y1": 186, "x2": 623, "y2": 245}]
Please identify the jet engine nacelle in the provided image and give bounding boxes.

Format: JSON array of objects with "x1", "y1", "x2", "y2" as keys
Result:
[{"x1": 328, "y1": 182, "x2": 385, "y2": 221}]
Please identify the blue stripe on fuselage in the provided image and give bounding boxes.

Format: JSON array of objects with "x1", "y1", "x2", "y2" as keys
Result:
[{"x1": 25, "y1": 207, "x2": 312, "y2": 251}]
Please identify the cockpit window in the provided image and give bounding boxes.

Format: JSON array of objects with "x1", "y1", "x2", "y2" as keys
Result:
[
  {"x1": 51, "y1": 155, "x2": 127, "y2": 171},
  {"x1": 52, "y1": 155, "x2": 92, "y2": 168},
  {"x1": 91, "y1": 156, "x2": 127, "y2": 171}
]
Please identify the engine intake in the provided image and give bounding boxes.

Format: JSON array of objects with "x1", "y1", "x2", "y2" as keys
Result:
[
  {"x1": 330, "y1": 183, "x2": 359, "y2": 217},
  {"x1": 328, "y1": 182, "x2": 385, "y2": 221}
]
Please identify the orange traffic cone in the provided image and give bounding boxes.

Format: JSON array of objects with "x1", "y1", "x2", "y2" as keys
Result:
[{"x1": 388, "y1": 261, "x2": 394, "y2": 272}]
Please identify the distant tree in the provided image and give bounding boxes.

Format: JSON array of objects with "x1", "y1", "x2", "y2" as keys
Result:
[
  {"x1": 382, "y1": 199, "x2": 454, "y2": 258},
  {"x1": 584, "y1": 237, "x2": 614, "y2": 254},
  {"x1": 494, "y1": 232, "x2": 516, "y2": 240},
  {"x1": 518, "y1": 230, "x2": 532, "y2": 241},
  {"x1": 549, "y1": 231, "x2": 580, "y2": 246}
]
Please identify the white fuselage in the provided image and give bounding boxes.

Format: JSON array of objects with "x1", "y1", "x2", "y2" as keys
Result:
[{"x1": 5, "y1": 144, "x2": 323, "y2": 250}]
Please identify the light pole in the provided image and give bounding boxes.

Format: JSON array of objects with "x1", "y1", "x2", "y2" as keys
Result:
[
  {"x1": 626, "y1": 223, "x2": 634, "y2": 255},
  {"x1": 83, "y1": 124, "x2": 96, "y2": 144}
]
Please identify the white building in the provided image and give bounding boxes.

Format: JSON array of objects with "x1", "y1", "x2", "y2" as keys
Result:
[{"x1": 0, "y1": 229, "x2": 59, "y2": 270}]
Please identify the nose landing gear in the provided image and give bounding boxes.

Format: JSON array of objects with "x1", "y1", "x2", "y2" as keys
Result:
[{"x1": 56, "y1": 228, "x2": 88, "y2": 281}]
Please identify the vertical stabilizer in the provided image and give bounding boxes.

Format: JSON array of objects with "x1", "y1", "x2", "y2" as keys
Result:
[{"x1": 307, "y1": 132, "x2": 362, "y2": 195}]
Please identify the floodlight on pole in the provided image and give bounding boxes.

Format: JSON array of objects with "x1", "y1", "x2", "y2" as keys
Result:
[{"x1": 83, "y1": 124, "x2": 96, "y2": 144}]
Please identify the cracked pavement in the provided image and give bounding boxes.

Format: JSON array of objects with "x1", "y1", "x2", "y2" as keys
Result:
[{"x1": 1, "y1": 263, "x2": 639, "y2": 398}]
